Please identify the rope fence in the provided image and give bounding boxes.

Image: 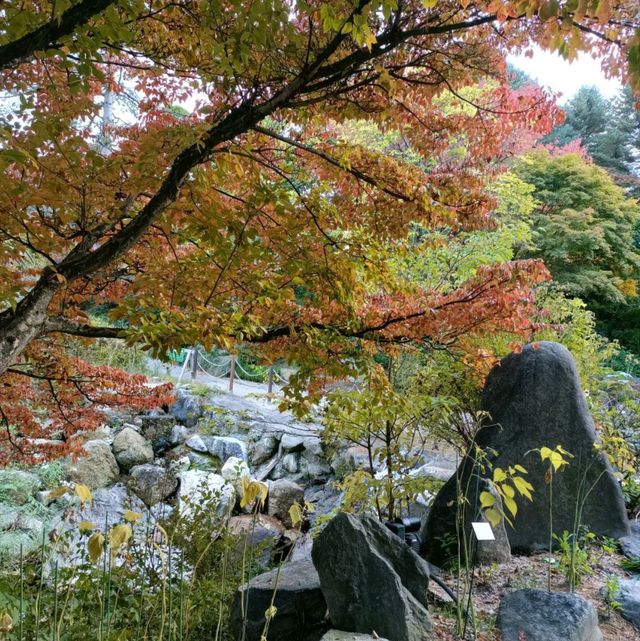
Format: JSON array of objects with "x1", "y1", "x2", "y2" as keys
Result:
[{"x1": 175, "y1": 347, "x2": 286, "y2": 394}]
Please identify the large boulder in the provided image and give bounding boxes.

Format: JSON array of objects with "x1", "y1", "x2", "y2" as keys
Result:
[
  {"x1": 312, "y1": 513, "x2": 432, "y2": 641},
  {"x1": 424, "y1": 342, "x2": 628, "y2": 563},
  {"x1": 230, "y1": 558, "x2": 327, "y2": 641},
  {"x1": 66, "y1": 440, "x2": 120, "y2": 489},
  {"x1": 112, "y1": 427, "x2": 154, "y2": 472},
  {"x1": 268, "y1": 479, "x2": 304, "y2": 528},
  {"x1": 497, "y1": 589, "x2": 602, "y2": 641},
  {"x1": 129, "y1": 464, "x2": 178, "y2": 506}
]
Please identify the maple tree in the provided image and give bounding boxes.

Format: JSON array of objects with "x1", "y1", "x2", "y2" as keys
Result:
[{"x1": 1, "y1": 0, "x2": 639, "y2": 462}]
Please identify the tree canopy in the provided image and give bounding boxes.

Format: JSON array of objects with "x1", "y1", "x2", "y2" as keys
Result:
[{"x1": 1, "y1": 0, "x2": 640, "y2": 462}]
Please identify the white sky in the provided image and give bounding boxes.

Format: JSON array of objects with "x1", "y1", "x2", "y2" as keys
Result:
[{"x1": 508, "y1": 45, "x2": 622, "y2": 103}]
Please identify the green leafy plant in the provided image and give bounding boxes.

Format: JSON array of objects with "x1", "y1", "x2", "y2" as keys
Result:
[{"x1": 553, "y1": 529, "x2": 595, "y2": 589}]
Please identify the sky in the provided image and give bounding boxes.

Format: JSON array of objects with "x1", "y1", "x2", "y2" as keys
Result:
[{"x1": 508, "y1": 45, "x2": 622, "y2": 103}]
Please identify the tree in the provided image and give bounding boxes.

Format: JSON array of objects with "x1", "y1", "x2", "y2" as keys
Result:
[
  {"x1": 0, "y1": 0, "x2": 639, "y2": 461},
  {"x1": 514, "y1": 150, "x2": 640, "y2": 349}
]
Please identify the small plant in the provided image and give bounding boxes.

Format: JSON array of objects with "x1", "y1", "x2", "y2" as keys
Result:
[
  {"x1": 528, "y1": 444, "x2": 573, "y2": 592},
  {"x1": 553, "y1": 529, "x2": 595, "y2": 589},
  {"x1": 620, "y1": 556, "x2": 640, "y2": 572},
  {"x1": 603, "y1": 575, "x2": 621, "y2": 618}
]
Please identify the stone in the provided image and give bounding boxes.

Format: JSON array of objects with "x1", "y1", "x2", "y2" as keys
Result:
[
  {"x1": 185, "y1": 434, "x2": 208, "y2": 452},
  {"x1": 280, "y1": 433, "x2": 307, "y2": 453},
  {"x1": 66, "y1": 440, "x2": 120, "y2": 489},
  {"x1": 620, "y1": 521, "x2": 640, "y2": 559},
  {"x1": 312, "y1": 513, "x2": 432, "y2": 641},
  {"x1": 423, "y1": 477, "x2": 510, "y2": 567},
  {"x1": 0, "y1": 503, "x2": 44, "y2": 559},
  {"x1": 170, "y1": 424, "x2": 190, "y2": 446},
  {"x1": 168, "y1": 390, "x2": 203, "y2": 427},
  {"x1": 281, "y1": 453, "x2": 299, "y2": 475},
  {"x1": 0, "y1": 469, "x2": 40, "y2": 505},
  {"x1": 321, "y1": 633, "x2": 389, "y2": 641},
  {"x1": 139, "y1": 414, "x2": 175, "y2": 455},
  {"x1": 228, "y1": 514, "x2": 285, "y2": 564},
  {"x1": 230, "y1": 558, "x2": 327, "y2": 641},
  {"x1": 268, "y1": 479, "x2": 304, "y2": 528},
  {"x1": 616, "y1": 578, "x2": 640, "y2": 630},
  {"x1": 497, "y1": 589, "x2": 602, "y2": 641},
  {"x1": 424, "y1": 342, "x2": 628, "y2": 563},
  {"x1": 221, "y1": 457, "x2": 251, "y2": 484},
  {"x1": 203, "y1": 435, "x2": 248, "y2": 464},
  {"x1": 129, "y1": 464, "x2": 178, "y2": 506},
  {"x1": 250, "y1": 434, "x2": 280, "y2": 466},
  {"x1": 112, "y1": 427, "x2": 154, "y2": 472},
  {"x1": 177, "y1": 470, "x2": 235, "y2": 519}
]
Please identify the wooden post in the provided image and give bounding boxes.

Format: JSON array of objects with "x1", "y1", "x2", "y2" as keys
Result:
[
  {"x1": 229, "y1": 355, "x2": 236, "y2": 393},
  {"x1": 190, "y1": 347, "x2": 198, "y2": 380},
  {"x1": 267, "y1": 366, "x2": 274, "y2": 395}
]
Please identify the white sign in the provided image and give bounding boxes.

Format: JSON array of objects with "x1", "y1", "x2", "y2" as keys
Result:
[{"x1": 471, "y1": 521, "x2": 495, "y2": 541}]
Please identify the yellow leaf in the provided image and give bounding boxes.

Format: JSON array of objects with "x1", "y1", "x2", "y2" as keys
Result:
[
  {"x1": 123, "y1": 510, "x2": 142, "y2": 523},
  {"x1": 108, "y1": 524, "x2": 132, "y2": 557},
  {"x1": 75, "y1": 484, "x2": 93, "y2": 507},
  {"x1": 48, "y1": 486, "x2": 70, "y2": 501},
  {"x1": 479, "y1": 491, "x2": 496, "y2": 509},
  {"x1": 484, "y1": 508, "x2": 502, "y2": 528},
  {"x1": 87, "y1": 532, "x2": 105, "y2": 563},
  {"x1": 503, "y1": 494, "x2": 518, "y2": 518},
  {"x1": 79, "y1": 521, "x2": 96, "y2": 533},
  {"x1": 493, "y1": 467, "x2": 507, "y2": 483},
  {"x1": 513, "y1": 476, "x2": 534, "y2": 500},
  {"x1": 288, "y1": 502, "x2": 304, "y2": 527}
]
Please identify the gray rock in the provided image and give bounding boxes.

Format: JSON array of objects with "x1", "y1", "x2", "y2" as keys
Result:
[
  {"x1": 169, "y1": 390, "x2": 203, "y2": 427},
  {"x1": 281, "y1": 453, "x2": 299, "y2": 475},
  {"x1": 0, "y1": 503, "x2": 44, "y2": 559},
  {"x1": 268, "y1": 479, "x2": 304, "y2": 528},
  {"x1": 185, "y1": 434, "x2": 208, "y2": 453},
  {"x1": 170, "y1": 424, "x2": 190, "y2": 446},
  {"x1": 312, "y1": 513, "x2": 432, "y2": 641},
  {"x1": 66, "y1": 440, "x2": 120, "y2": 489},
  {"x1": 424, "y1": 342, "x2": 628, "y2": 563},
  {"x1": 321, "y1": 633, "x2": 389, "y2": 641},
  {"x1": 139, "y1": 414, "x2": 175, "y2": 454},
  {"x1": 617, "y1": 578, "x2": 640, "y2": 630},
  {"x1": 203, "y1": 435, "x2": 248, "y2": 464},
  {"x1": 228, "y1": 513, "x2": 285, "y2": 564},
  {"x1": 280, "y1": 433, "x2": 307, "y2": 453},
  {"x1": 0, "y1": 469, "x2": 40, "y2": 505},
  {"x1": 129, "y1": 464, "x2": 178, "y2": 506},
  {"x1": 230, "y1": 558, "x2": 327, "y2": 641},
  {"x1": 112, "y1": 427, "x2": 154, "y2": 472},
  {"x1": 177, "y1": 470, "x2": 235, "y2": 520},
  {"x1": 250, "y1": 434, "x2": 281, "y2": 466},
  {"x1": 497, "y1": 589, "x2": 602, "y2": 641},
  {"x1": 620, "y1": 521, "x2": 640, "y2": 559}
]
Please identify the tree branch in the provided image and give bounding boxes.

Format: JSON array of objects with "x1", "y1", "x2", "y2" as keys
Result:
[
  {"x1": 43, "y1": 317, "x2": 124, "y2": 339},
  {"x1": 0, "y1": 0, "x2": 117, "y2": 69}
]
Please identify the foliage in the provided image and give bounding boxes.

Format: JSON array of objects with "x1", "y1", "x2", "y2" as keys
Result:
[
  {"x1": 0, "y1": 481, "x2": 258, "y2": 641},
  {"x1": 553, "y1": 529, "x2": 596, "y2": 590},
  {"x1": 1, "y1": 0, "x2": 638, "y2": 460},
  {"x1": 514, "y1": 150, "x2": 640, "y2": 306}
]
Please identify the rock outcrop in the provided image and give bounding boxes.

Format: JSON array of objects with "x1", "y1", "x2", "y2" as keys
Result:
[
  {"x1": 312, "y1": 513, "x2": 432, "y2": 641},
  {"x1": 424, "y1": 342, "x2": 629, "y2": 564}
]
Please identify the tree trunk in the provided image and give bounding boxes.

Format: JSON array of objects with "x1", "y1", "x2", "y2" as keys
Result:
[{"x1": 0, "y1": 274, "x2": 58, "y2": 374}]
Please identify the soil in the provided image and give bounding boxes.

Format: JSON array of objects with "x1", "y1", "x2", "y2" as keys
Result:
[{"x1": 429, "y1": 548, "x2": 640, "y2": 640}]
